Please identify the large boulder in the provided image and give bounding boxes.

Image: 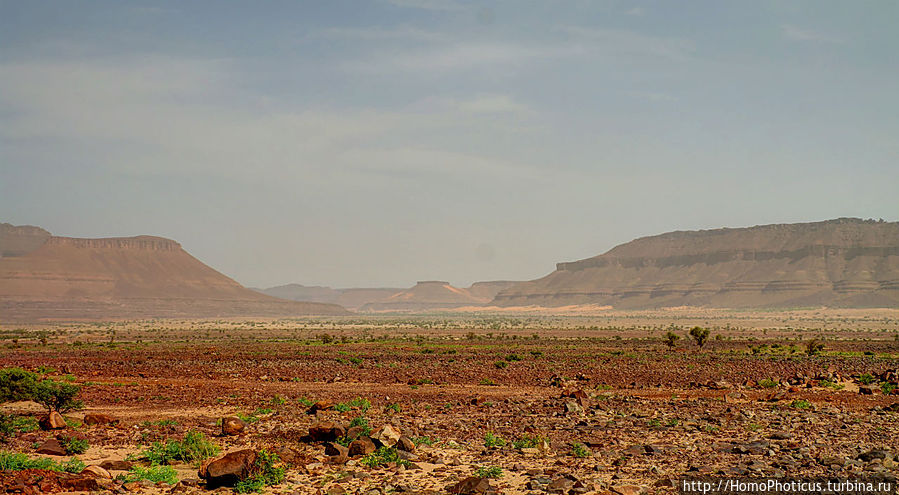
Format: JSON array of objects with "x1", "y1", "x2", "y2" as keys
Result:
[
  {"x1": 198, "y1": 449, "x2": 258, "y2": 488},
  {"x1": 348, "y1": 437, "x2": 376, "y2": 456},
  {"x1": 39, "y1": 411, "x2": 67, "y2": 430}
]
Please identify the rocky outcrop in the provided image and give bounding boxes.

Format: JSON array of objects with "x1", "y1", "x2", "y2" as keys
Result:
[
  {"x1": 494, "y1": 218, "x2": 899, "y2": 309},
  {"x1": 0, "y1": 223, "x2": 349, "y2": 321},
  {"x1": 255, "y1": 284, "x2": 402, "y2": 310},
  {"x1": 361, "y1": 281, "x2": 487, "y2": 312}
]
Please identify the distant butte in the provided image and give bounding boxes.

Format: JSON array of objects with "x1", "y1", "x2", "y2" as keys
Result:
[
  {"x1": 493, "y1": 218, "x2": 899, "y2": 309},
  {"x1": 0, "y1": 223, "x2": 348, "y2": 322}
]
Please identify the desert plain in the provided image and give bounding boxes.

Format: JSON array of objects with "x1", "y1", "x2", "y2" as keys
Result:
[{"x1": 1, "y1": 308, "x2": 897, "y2": 494}]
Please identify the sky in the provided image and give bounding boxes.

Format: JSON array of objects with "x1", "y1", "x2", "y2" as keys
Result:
[{"x1": 1, "y1": 1, "x2": 897, "y2": 289}]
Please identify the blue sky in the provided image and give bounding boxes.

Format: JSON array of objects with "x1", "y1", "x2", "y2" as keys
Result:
[{"x1": 1, "y1": 1, "x2": 897, "y2": 288}]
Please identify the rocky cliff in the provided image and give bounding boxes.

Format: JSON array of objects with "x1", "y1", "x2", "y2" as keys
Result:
[
  {"x1": 0, "y1": 224, "x2": 349, "y2": 321},
  {"x1": 493, "y1": 218, "x2": 899, "y2": 309}
]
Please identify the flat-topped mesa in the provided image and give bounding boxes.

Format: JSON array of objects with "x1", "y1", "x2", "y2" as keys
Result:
[
  {"x1": 0, "y1": 223, "x2": 51, "y2": 257},
  {"x1": 495, "y1": 218, "x2": 899, "y2": 309},
  {"x1": 0, "y1": 222, "x2": 349, "y2": 321}
]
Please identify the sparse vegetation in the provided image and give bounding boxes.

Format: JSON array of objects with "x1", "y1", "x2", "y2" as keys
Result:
[
  {"x1": 360, "y1": 446, "x2": 411, "y2": 468},
  {"x1": 125, "y1": 465, "x2": 178, "y2": 484},
  {"x1": 689, "y1": 326, "x2": 710, "y2": 348},
  {"x1": 474, "y1": 465, "x2": 503, "y2": 478},
  {"x1": 233, "y1": 449, "x2": 285, "y2": 493},
  {"x1": 142, "y1": 430, "x2": 219, "y2": 466}
]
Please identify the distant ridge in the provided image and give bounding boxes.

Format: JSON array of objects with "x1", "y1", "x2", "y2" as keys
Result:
[
  {"x1": 494, "y1": 218, "x2": 899, "y2": 309},
  {"x1": 258, "y1": 280, "x2": 520, "y2": 312},
  {"x1": 0, "y1": 223, "x2": 348, "y2": 321}
]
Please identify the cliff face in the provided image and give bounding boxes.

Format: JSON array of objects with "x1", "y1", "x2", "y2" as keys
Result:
[
  {"x1": 493, "y1": 218, "x2": 899, "y2": 309},
  {"x1": 0, "y1": 223, "x2": 51, "y2": 257},
  {"x1": 0, "y1": 224, "x2": 348, "y2": 321}
]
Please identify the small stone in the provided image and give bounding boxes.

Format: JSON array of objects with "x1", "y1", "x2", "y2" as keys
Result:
[
  {"x1": 309, "y1": 422, "x2": 346, "y2": 442},
  {"x1": 100, "y1": 459, "x2": 132, "y2": 471},
  {"x1": 396, "y1": 435, "x2": 416, "y2": 452},
  {"x1": 372, "y1": 424, "x2": 401, "y2": 448},
  {"x1": 349, "y1": 437, "x2": 376, "y2": 456},
  {"x1": 448, "y1": 476, "x2": 491, "y2": 494}
]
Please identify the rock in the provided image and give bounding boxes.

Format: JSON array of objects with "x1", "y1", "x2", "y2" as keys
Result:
[
  {"x1": 769, "y1": 431, "x2": 793, "y2": 440},
  {"x1": 81, "y1": 465, "x2": 112, "y2": 478},
  {"x1": 198, "y1": 449, "x2": 257, "y2": 488},
  {"x1": 346, "y1": 426, "x2": 366, "y2": 439},
  {"x1": 372, "y1": 424, "x2": 401, "y2": 448},
  {"x1": 309, "y1": 422, "x2": 345, "y2": 442},
  {"x1": 349, "y1": 437, "x2": 377, "y2": 456},
  {"x1": 612, "y1": 484, "x2": 644, "y2": 495},
  {"x1": 324, "y1": 442, "x2": 349, "y2": 457},
  {"x1": 448, "y1": 476, "x2": 491, "y2": 494},
  {"x1": 307, "y1": 400, "x2": 334, "y2": 414},
  {"x1": 547, "y1": 477, "x2": 575, "y2": 493},
  {"x1": 221, "y1": 416, "x2": 247, "y2": 436},
  {"x1": 326, "y1": 486, "x2": 347, "y2": 495},
  {"x1": 396, "y1": 435, "x2": 416, "y2": 452},
  {"x1": 858, "y1": 449, "x2": 889, "y2": 462},
  {"x1": 270, "y1": 445, "x2": 302, "y2": 465},
  {"x1": 99, "y1": 459, "x2": 132, "y2": 471},
  {"x1": 39, "y1": 411, "x2": 67, "y2": 430},
  {"x1": 859, "y1": 386, "x2": 876, "y2": 395},
  {"x1": 37, "y1": 438, "x2": 67, "y2": 456},
  {"x1": 733, "y1": 441, "x2": 769, "y2": 455},
  {"x1": 83, "y1": 413, "x2": 117, "y2": 426},
  {"x1": 564, "y1": 401, "x2": 584, "y2": 414}
]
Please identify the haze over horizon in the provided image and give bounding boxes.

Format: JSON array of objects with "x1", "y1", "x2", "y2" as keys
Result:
[{"x1": 2, "y1": 1, "x2": 897, "y2": 289}]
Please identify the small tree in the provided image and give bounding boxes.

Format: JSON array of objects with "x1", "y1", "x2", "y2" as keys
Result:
[
  {"x1": 664, "y1": 331, "x2": 680, "y2": 349},
  {"x1": 689, "y1": 326, "x2": 710, "y2": 349},
  {"x1": 32, "y1": 380, "x2": 82, "y2": 414},
  {"x1": 805, "y1": 339, "x2": 825, "y2": 356}
]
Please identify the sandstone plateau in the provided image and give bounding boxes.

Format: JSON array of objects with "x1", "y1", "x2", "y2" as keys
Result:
[
  {"x1": 494, "y1": 218, "x2": 899, "y2": 309},
  {"x1": 0, "y1": 223, "x2": 348, "y2": 321}
]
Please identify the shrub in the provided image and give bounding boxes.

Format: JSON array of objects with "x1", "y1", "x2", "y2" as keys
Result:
[
  {"x1": 506, "y1": 354, "x2": 522, "y2": 362},
  {"x1": 512, "y1": 434, "x2": 546, "y2": 450},
  {"x1": 858, "y1": 373, "x2": 875, "y2": 385},
  {"x1": 805, "y1": 339, "x2": 825, "y2": 356},
  {"x1": 881, "y1": 382, "x2": 896, "y2": 395},
  {"x1": 790, "y1": 399, "x2": 811, "y2": 410},
  {"x1": 571, "y1": 442, "x2": 591, "y2": 458},
  {"x1": 688, "y1": 327, "x2": 710, "y2": 348},
  {"x1": 0, "y1": 451, "x2": 84, "y2": 473},
  {"x1": 483, "y1": 432, "x2": 506, "y2": 448},
  {"x1": 32, "y1": 380, "x2": 83, "y2": 413},
  {"x1": 0, "y1": 368, "x2": 39, "y2": 403},
  {"x1": 233, "y1": 449, "x2": 285, "y2": 493},
  {"x1": 494, "y1": 361, "x2": 508, "y2": 369},
  {"x1": 142, "y1": 430, "x2": 219, "y2": 466},
  {"x1": 758, "y1": 378, "x2": 778, "y2": 389},
  {"x1": 360, "y1": 446, "x2": 410, "y2": 468},
  {"x1": 664, "y1": 332, "x2": 680, "y2": 349},
  {"x1": 384, "y1": 403, "x2": 401, "y2": 414},
  {"x1": 474, "y1": 465, "x2": 503, "y2": 478},
  {"x1": 61, "y1": 436, "x2": 89, "y2": 455},
  {"x1": 411, "y1": 436, "x2": 434, "y2": 446},
  {"x1": 296, "y1": 397, "x2": 315, "y2": 407},
  {"x1": 125, "y1": 465, "x2": 178, "y2": 484},
  {"x1": 0, "y1": 414, "x2": 39, "y2": 435}
]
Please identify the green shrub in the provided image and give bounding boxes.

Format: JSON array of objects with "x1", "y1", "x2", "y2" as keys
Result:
[
  {"x1": 494, "y1": 360, "x2": 508, "y2": 369},
  {"x1": 0, "y1": 451, "x2": 84, "y2": 473},
  {"x1": 0, "y1": 368, "x2": 39, "y2": 403},
  {"x1": 32, "y1": 380, "x2": 83, "y2": 413},
  {"x1": 758, "y1": 378, "x2": 779, "y2": 389},
  {"x1": 858, "y1": 373, "x2": 875, "y2": 385},
  {"x1": 411, "y1": 436, "x2": 434, "y2": 446},
  {"x1": 483, "y1": 432, "x2": 506, "y2": 448},
  {"x1": 805, "y1": 339, "x2": 825, "y2": 356},
  {"x1": 142, "y1": 430, "x2": 219, "y2": 466},
  {"x1": 296, "y1": 397, "x2": 315, "y2": 407},
  {"x1": 360, "y1": 446, "x2": 410, "y2": 468},
  {"x1": 664, "y1": 331, "x2": 680, "y2": 348},
  {"x1": 790, "y1": 399, "x2": 811, "y2": 410},
  {"x1": 689, "y1": 327, "x2": 710, "y2": 348},
  {"x1": 125, "y1": 465, "x2": 178, "y2": 484},
  {"x1": 474, "y1": 466, "x2": 503, "y2": 478},
  {"x1": 506, "y1": 354, "x2": 522, "y2": 362},
  {"x1": 61, "y1": 436, "x2": 89, "y2": 454},
  {"x1": 571, "y1": 442, "x2": 591, "y2": 458},
  {"x1": 881, "y1": 382, "x2": 896, "y2": 395},
  {"x1": 385, "y1": 403, "x2": 401, "y2": 414},
  {"x1": 512, "y1": 434, "x2": 546, "y2": 450},
  {"x1": 233, "y1": 449, "x2": 285, "y2": 493},
  {"x1": 0, "y1": 414, "x2": 39, "y2": 435}
]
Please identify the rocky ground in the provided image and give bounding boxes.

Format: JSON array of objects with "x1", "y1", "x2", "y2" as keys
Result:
[{"x1": 0, "y1": 318, "x2": 897, "y2": 494}]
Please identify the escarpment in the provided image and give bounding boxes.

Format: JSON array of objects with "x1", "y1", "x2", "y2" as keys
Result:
[
  {"x1": 494, "y1": 218, "x2": 899, "y2": 309},
  {"x1": 0, "y1": 223, "x2": 348, "y2": 321}
]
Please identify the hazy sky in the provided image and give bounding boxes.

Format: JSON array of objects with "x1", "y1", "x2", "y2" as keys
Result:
[{"x1": 1, "y1": 1, "x2": 897, "y2": 289}]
